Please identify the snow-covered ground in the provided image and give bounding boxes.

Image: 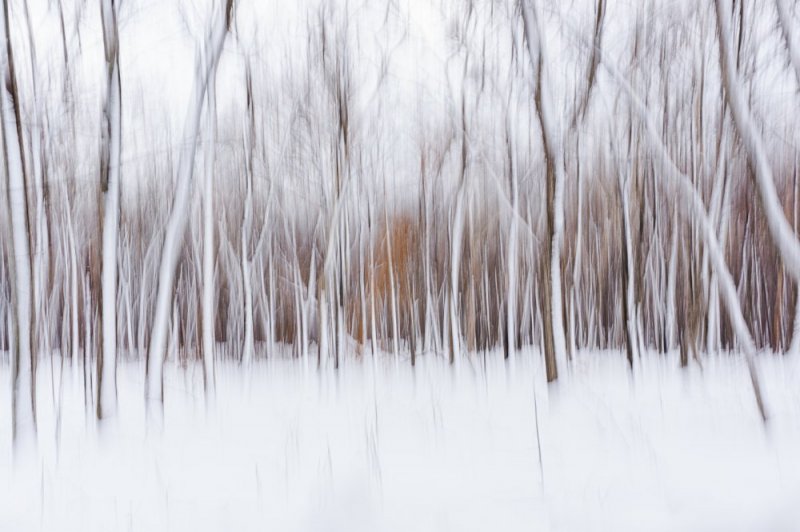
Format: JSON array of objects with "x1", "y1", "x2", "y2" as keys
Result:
[{"x1": 2, "y1": 350, "x2": 800, "y2": 531}]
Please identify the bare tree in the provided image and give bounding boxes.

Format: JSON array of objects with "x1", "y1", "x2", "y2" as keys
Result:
[
  {"x1": 146, "y1": 0, "x2": 235, "y2": 410},
  {"x1": 97, "y1": 0, "x2": 122, "y2": 420},
  {"x1": 595, "y1": 35, "x2": 768, "y2": 420},
  {"x1": 714, "y1": 0, "x2": 800, "y2": 282},
  {"x1": 1, "y1": 0, "x2": 35, "y2": 442},
  {"x1": 201, "y1": 39, "x2": 219, "y2": 396},
  {"x1": 521, "y1": 0, "x2": 566, "y2": 381},
  {"x1": 775, "y1": 0, "x2": 800, "y2": 89}
]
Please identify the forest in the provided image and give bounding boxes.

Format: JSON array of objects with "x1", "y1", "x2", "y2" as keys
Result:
[{"x1": 1, "y1": 0, "x2": 800, "y2": 529}]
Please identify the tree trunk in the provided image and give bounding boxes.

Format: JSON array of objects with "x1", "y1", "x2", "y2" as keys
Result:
[
  {"x1": 97, "y1": 0, "x2": 122, "y2": 420},
  {"x1": 521, "y1": 0, "x2": 566, "y2": 382},
  {"x1": 1, "y1": 0, "x2": 36, "y2": 443},
  {"x1": 146, "y1": 0, "x2": 234, "y2": 412}
]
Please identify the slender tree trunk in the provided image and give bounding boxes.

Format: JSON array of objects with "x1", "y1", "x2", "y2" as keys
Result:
[
  {"x1": 790, "y1": 160, "x2": 800, "y2": 356},
  {"x1": 384, "y1": 207, "x2": 400, "y2": 363},
  {"x1": 240, "y1": 68, "x2": 256, "y2": 366},
  {"x1": 97, "y1": 0, "x2": 122, "y2": 420},
  {"x1": 146, "y1": 0, "x2": 234, "y2": 410},
  {"x1": 1, "y1": 0, "x2": 36, "y2": 443},
  {"x1": 240, "y1": 210, "x2": 254, "y2": 365},
  {"x1": 715, "y1": 0, "x2": 800, "y2": 282},
  {"x1": 619, "y1": 169, "x2": 638, "y2": 369},
  {"x1": 201, "y1": 58, "x2": 218, "y2": 394},
  {"x1": 505, "y1": 124, "x2": 519, "y2": 359},
  {"x1": 596, "y1": 46, "x2": 767, "y2": 420},
  {"x1": 521, "y1": 0, "x2": 566, "y2": 382},
  {"x1": 448, "y1": 98, "x2": 469, "y2": 364}
]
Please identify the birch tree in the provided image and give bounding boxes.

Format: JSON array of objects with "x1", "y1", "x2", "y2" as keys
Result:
[
  {"x1": 146, "y1": 0, "x2": 235, "y2": 408},
  {"x1": 593, "y1": 34, "x2": 768, "y2": 420},
  {"x1": 201, "y1": 52, "x2": 218, "y2": 395},
  {"x1": 618, "y1": 129, "x2": 639, "y2": 368},
  {"x1": 1, "y1": 0, "x2": 35, "y2": 442},
  {"x1": 240, "y1": 66, "x2": 256, "y2": 365},
  {"x1": 714, "y1": 0, "x2": 800, "y2": 282},
  {"x1": 505, "y1": 115, "x2": 519, "y2": 359},
  {"x1": 97, "y1": 0, "x2": 122, "y2": 420},
  {"x1": 521, "y1": 0, "x2": 566, "y2": 382}
]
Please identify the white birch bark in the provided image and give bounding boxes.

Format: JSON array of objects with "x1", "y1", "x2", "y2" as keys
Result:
[
  {"x1": 98, "y1": 0, "x2": 122, "y2": 420},
  {"x1": 598, "y1": 46, "x2": 767, "y2": 420},
  {"x1": 506, "y1": 178, "x2": 519, "y2": 359},
  {"x1": 146, "y1": 0, "x2": 234, "y2": 408},
  {"x1": 240, "y1": 182, "x2": 254, "y2": 365},
  {"x1": 384, "y1": 207, "x2": 400, "y2": 363},
  {"x1": 619, "y1": 169, "x2": 640, "y2": 366},
  {"x1": 1, "y1": 0, "x2": 35, "y2": 442},
  {"x1": 448, "y1": 183, "x2": 467, "y2": 362},
  {"x1": 201, "y1": 61, "x2": 218, "y2": 395},
  {"x1": 521, "y1": 0, "x2": 567, "y2": 378},
  {"x1": 665, "y1": 212, "x2": 679, "y2": 351},
  {"x1": 506, "y1": 122, "x2": 519, "y2": 359}
]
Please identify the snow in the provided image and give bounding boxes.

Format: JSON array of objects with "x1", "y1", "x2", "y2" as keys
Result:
[{"x1": 2, "y1": 350, "x2": 800, "y2": 531}]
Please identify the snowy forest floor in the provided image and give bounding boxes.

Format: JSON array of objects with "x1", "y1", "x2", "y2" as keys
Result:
[{"x1": 2, "y1": 349, "x2": 800, "y2": 531}]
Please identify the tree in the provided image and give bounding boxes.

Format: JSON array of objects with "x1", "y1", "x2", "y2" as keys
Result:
[
  {"x1": 97, "y1": 0, "x2": 122, "y2": 420},
  {"x1": 201, "y1": 38, "x2": 219, "y2": 396},
  {"x1": 714, "y1": 0, "x2": 800, "y2": 283},
  {"x1": 146, "y1": 0, "x2": 235, "y2": 410},
  {"x1": 1, "y1": 0, "x2": 35, "y2": 442},
  {"x1": 594, "y1": 35, "x2": 768, "y2": 420},
  {"x1": 521, "y1": 0, "x2": 566, "y2": 382}
]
